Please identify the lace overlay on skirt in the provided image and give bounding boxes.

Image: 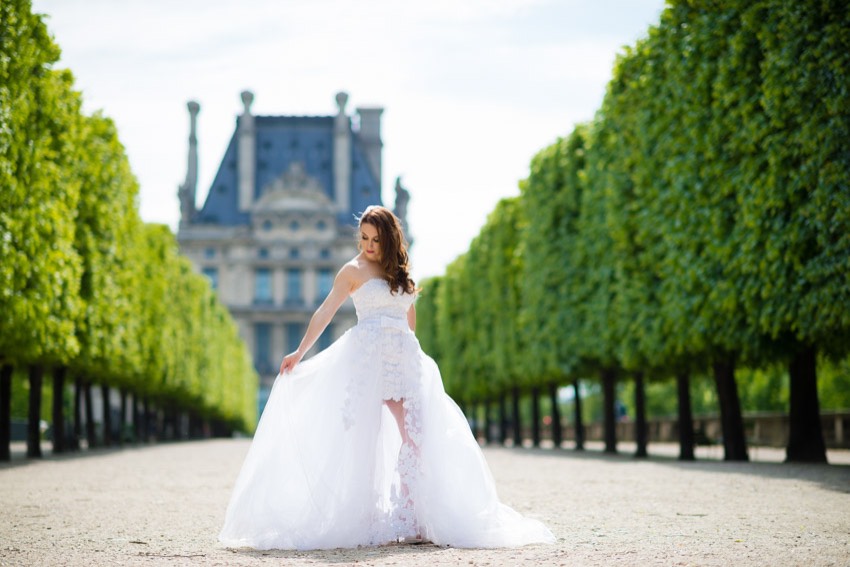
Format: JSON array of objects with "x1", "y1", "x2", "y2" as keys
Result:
[{"x1": 349, "y1": 307, "x2": 425, "y2": 541}]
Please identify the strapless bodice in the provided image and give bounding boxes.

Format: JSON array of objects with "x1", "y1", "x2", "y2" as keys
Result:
[{"x1": 351, "y1": 278, "x2": 415, "y2": 325}]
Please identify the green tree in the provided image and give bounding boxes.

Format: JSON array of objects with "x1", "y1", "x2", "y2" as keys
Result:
[
  {"x1": 589, "y1": 3, "x2": 767, "y2": 461},
  {"x1": 0, "y1": 1, "x2": 84, "y2": 458},
  {"x1": 519, "y1": 128, "x2": 591, "y2": 448},
  {"x1": 0, "y1": 2, "x2": 258, "y2": 457},
  {"x1": 67, "y1": 112, "x2": 145, "y2": 447},
  {"x1": 435, "y1": 254, "x2": 470, "y2": 407},
  {"x1": 415, "y1": 277, "x2": 442, "y2": 361},
  {"x1": 457, "y1": 198, "x2": 526, "y2": 443},
  {"x1": 728, "y1": 0, "x2": 850, "y2": 462}
]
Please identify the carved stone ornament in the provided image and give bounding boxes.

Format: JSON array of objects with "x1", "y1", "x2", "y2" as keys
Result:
[{"x1": 253, "y1": 161, "x2": 333, "y2": 214}]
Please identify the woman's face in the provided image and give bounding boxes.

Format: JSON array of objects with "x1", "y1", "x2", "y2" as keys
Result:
[{"x1": 360, "y1": 222, "x2": 381, "y2": 262}]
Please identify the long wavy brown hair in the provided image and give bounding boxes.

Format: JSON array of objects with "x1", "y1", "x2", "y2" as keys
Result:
[{"x1": 358, "y1": 205, "x2": 416, "y2": 295}]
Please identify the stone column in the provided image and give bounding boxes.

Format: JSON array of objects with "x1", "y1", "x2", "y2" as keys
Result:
[
  {"x1": 356, "y1": 106, "x2": 383, "y2": 191},
  {"x1": 178, "y1": 101, "x2": 200, "y2": 225},
  {"x1": 272, "y1": 267, "x2": 284, "y2": 307},
  {"x1": 333, "y1": 92, "x2": 351, "y2": 215},
  {"x1": 238, "y1": 90, "x2": 256, "y2": 211},
  {"x1": 272, "y1": 324, "x2": 285, "y2": 368},
  {"x1": 304, "y1": 269, "x2": 317, "y2": 307}
]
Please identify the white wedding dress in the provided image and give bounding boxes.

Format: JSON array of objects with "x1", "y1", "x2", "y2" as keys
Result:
[{"x1": 219, "y1": 278, "x2": 555, "y2": 550}]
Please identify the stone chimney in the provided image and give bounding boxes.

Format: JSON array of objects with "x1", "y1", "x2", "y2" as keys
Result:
[
  {"x1": 178, "y1": 100, "x2": 200, "y2": 225},
  {"x1": 393, "y1": 176, "x2": 412, "y2": 246},
  {"x1": 333, "y1": 91, "x2": 351, "y2": 215},
  {"x1": 356, "y1": 106, "x2": 383, "y2": 191},
  {"x1": 238, "y1": 90, "x2": 256, "y2": 211}
]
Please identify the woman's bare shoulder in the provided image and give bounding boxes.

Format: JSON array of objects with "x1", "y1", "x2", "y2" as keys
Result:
[
  {"x1": 338, "y1": 258, "x2": 377, "y2": 288},
  {"x1": 340, "y1": 256, "x2": 384, "y2": 290}
]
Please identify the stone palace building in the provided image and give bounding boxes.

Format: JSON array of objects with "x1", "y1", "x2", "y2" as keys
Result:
[{"x1": 176, "y1": 90, "x2": 411, "y2": 414}]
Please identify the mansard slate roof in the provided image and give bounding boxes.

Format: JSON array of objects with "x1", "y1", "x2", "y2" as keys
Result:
[{"x1": 194, "y1": 115, "x2": 381, "y2": 227}]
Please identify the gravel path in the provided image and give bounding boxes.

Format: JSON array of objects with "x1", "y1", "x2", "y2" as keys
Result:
[{"x1": 2, "y1": 439, "x2": 849, "y2": 566}]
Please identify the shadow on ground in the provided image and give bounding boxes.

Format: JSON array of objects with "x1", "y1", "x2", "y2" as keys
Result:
[
  {"x1": 228, "y1": 541, "x2": 450, "y2": 564},
  {"x1": 0, "y1": 440, "x2": 203, "y2": 471},
  {"x1": 510, "y1": 445, "x2": 850, "y2": 495}
]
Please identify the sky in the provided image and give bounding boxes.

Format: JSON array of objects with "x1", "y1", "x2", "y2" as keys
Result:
[{"x1": 32, "y1": 0, "x2": 666, "y2": 280}]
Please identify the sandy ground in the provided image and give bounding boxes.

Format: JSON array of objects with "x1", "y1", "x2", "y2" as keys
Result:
[{"x1": 1, "y1": 439, "x2": 849, "y2": 567}]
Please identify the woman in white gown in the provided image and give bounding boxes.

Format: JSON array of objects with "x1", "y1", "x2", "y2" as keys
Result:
[{"x1": 219, "y1": 206, "x2": 555, "y2": 550}]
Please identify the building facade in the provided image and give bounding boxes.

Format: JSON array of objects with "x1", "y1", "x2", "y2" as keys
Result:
[{"x1": 176, "y1": 90, "x2": 409, "y2": 414}]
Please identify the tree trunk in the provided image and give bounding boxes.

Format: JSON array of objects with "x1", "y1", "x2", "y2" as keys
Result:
[
  {"x1": 786, "y1": 346, "x2": 826, "y2": 463},
  {"x1": 164, "y1": 405, "x2": 173, "y2": 440},
  {"x1": 498, "y1": 393, "x2": 508, "y2": 445},
  {"x1": 163, "y1": 405, "x2": 170, "y2": 440},
  {"x1": 52, "y1": 366, "x2": 67, "y2": 454},
  {"x1": 132, "y1": 395, "x2": 140, "y2": 443},
  {"x1": 548, "y1": 382, "x2": 562, "y2": 448},
  {"x1": 483, "y1": 400, "x2": 492, "y2": 444},
  {"x1": 676, "y1": 370, "x2": 695, "y2": 461},
  {"x1": 160, "y1": 405, "x2": 168, "y2": 440},
  {"x1": 189, "y1": 411, "x2": 199, "y2": 439},
  {"x1": 0, "y1": 364, "x2": 12, "y2": 461},
  {"x1": 573, "y1": 379, "x2": 584, "y2": 451},
  {"x1": 634, "y1": 371, "x2": 647, "y2": 458},
  {"x1": 72, "y1": 377, "x2": 82, "y2": 451},
  {"x1": 212, "y1": 418, "x2": 232, "y2": 438},
  {"x1": 467, "y1": 402, "x2": 478, "y2": 440},
  {"x1": 511, "y1": 386, "x2": 522, "y2": 447},
  {"x1": 531, "y1": 386, "x2": 541, "y2": 447},
  {"x1": 84, "y1": 381, "x2": 97, "y2": 448},
  {"x1": 118, "y1": 389, "x2": 128, "y2": 446},
  {"x1": 101, "y1": 385, "x2": 112, "y2": 447},
  {"x1": 27, "y1": 365, "x2": 44, "y2": 458},
  {"x1": 713, "y1": 355, "x2": 748, "y2": 461},
  {"x1": 142, "y1": 397, "x2": 150, "y2": 442},
  {"x1": 601, "y1": 368, "x2": 617, "y2": 454},
  {"x1": 179, "y1": 409, "x2": 188, "y2": 440},
  {"x1": 174, "y1": 408, "x2": 183, "y2": 440}
]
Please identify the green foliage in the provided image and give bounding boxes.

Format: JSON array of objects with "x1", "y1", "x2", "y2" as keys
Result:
[
  {"x1": 0, "y1": 2, "x2": 257, "y2": 431},
  {"x1": 134, "y1": 225, "x2": 257, "y2": 430},
  {"x1": 0, "y1": 1, "x2": 83, "y2": 366},
  {"x1": 737, "y1": 365, "x2": 788, "y2": 413},
  {"x1": 8, "y1": 368, "x2": 29, "y2": 420},
  {"x1": 418, "y1": 0, "x2": 850, "y2": 420},
  {"x1": 596, "y1": 3, "x2": 762, "y2": 371},
  {"x1": 732, "y1": 0, "x2": 850, "y2": 353},
  {"x1": 466, "y1": 198, "x2": 525, "y2": 395},
  {"x1": 416, "y1": 277, "x2": 442, "y2": 360},
  {"x1": 435, "y1": 253, "x2": 471, "y2": 401},
  {"x1": 817, "y1": 355, "x2": 850, "y2": 411},
  {"x1": 572, "y1": 129, "x2": 621, "y2": 371},
  {"x1": 518, "y1": 128, "x2": 588, "y2": 383},
  {"x1": 483, "y1": 199, "x2": 525, "y2": 392},
  {"x1": 73, "y1": 113, "x2": 143, "y2": 385},
  {"x1": 422, "y1": 199, "x2": 526, "y2": 401}
]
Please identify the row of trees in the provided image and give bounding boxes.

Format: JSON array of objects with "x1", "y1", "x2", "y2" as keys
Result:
[
  {"x1": 0, "y1": 0, "x2": 257, "y2": 460},
  {"x1": 416, "y1": 0, "x2": 850, "y2": 463}
]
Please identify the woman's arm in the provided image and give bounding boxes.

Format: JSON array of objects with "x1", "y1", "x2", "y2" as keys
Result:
[
  {"x1": 407, "y1": 303, "x2": 416, "y2": 333},
  {"x1": 279, "y1": 267, "x2": 356, "y2": 374}
]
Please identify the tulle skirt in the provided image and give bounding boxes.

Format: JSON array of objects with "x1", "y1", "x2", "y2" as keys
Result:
[{"x1": 218, "y1": 323, "x2": 555, "y2": 550}]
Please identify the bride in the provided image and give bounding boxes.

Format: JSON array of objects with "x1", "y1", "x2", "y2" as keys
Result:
[{"x1": 219, "y1": 205, "x2": 555, "y2": 550}]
